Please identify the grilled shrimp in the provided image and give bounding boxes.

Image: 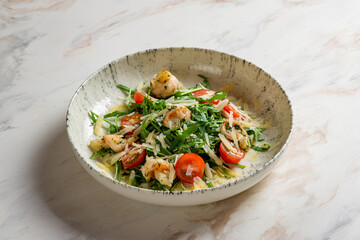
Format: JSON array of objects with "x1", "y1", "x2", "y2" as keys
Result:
[
  {"x1": 222, "y1": 102, "x2": 250, "y2": 122},
  {"x1": 150, "y1": 71, "x2": 179, "y2": 98},
  {"x1": 95, "y1": 134, "x2": 137, "y2": 152},
  {"x1": 163, "y1": 106, "x2": 191, "y2": 129},
  {"x1": 221, "y1": 119, "x2": 250, "y2": 151},
  {"x1": 141, "y1": 157, "x2": 176, "y2": 187}
]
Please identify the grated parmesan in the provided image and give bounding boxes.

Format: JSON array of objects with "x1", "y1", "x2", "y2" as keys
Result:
[
  {"x1": 205, "y1": 162, "x2": 213, "y2": 179},
  {"x1": 94, "y1": 115, "x2": 105, "y2": 138},
  {"x1": 204, "y1": 133, "x2": 210, "y2": 146},
  {"x1": 136, "y1": 82, "x2": 144, "y2": 92},
  {"x1": 193, "y1": 176, "x2": 207, "y2": 189},
  {"x1": 157, "y1": 133, "x2": 169, "y2": 149},
  {"x1": 186, "y1": 165, "x2": 193, "y2": 176},
  {"x1": 202, "y1": 144, "x2": 223, "y2": 166},
  {"x1": 215, "y1": 99, "x2": 229, "y2": 111},
  {"x1": 119, "y1": 125, "x2": 135, "y2": 135},
  {"x1": 231, "y1": 128, "x2": 241, "y2": 152},
  {"x1": 128, "y1": 170, "x2": 135, "y2": 185},
  {"x1": 218, "y1": 133, "x2": 237, "y2": 153}
]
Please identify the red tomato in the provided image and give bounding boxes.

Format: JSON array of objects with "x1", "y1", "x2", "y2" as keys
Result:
[
  {"x1": 222, "y1": 103, "x2": 241, "y2": 119},
  {"x1": 134, "y1": 92, "x2": 151, "y2": 104},
  {"x1": 122, "y1": 148, "x2": 145, "y2": 168},
  {"x1": 175, "y1": 153, "x2": 205, "y2": 184},
  {"x1": 219, "y1": 142, "x2": 245, "y2": 164},
  {"x1": 134, "y1": 92, "x2": 145, "y2": 104},
  {"x1": 121, "y1": 113, "x2": 142, "y2": 134},
  {"x1": 192, "y1": 89, "x2": 220, "y2": 104}
]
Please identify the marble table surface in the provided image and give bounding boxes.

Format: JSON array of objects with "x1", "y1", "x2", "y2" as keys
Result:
[{"x1": 1, "y1": 0, "x2": 360, "y2": 239}]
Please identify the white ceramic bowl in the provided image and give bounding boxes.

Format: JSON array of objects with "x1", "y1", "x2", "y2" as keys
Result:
[{"x1": 66, "y1": 47, "x2": 293, "y2": 206}]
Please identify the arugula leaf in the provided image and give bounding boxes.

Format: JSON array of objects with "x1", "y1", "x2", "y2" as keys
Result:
[
  {"x1": 117, "y1": 84, "x2": 135, "y2": 95},
  {"x1": 104, "y1": 110, "x2": 128, "y2": 118},
  {"x1": 219, "y1": 166, "x2": 232, "y2": 179},
  {"x1": 90, "y1": 147, "x2": 115, "y2": 159},
  {"x1": 202, "y1": 176, "x2": 214, "y2": 187},
  {"x1": 169, "y1": 124, "x2": 199, "y2": 151},
  {"x1": 148, "y1": 179, "x2": 168, "y2": 191},
  {"x1": 227, "y1": 163, "x2": 246, "y2": 169},
  {"x1": 170, "y1": 178, "x2": 180, "y2": 192},
  {"x1": 198, "y1": 74, "x2": 212, "y2": 90},
  {"x1": 251, "y1": 143, "x2": 270, "y2": 152},
  {"x1": 200, "y1": 92, "x2": 227, "y2": 102},
  {"x1": 140, "y1": 117, "x2": 150, "y2": 139},
  {"x1": 89, "y1": 110, "x2": 98, "y2": 125}
]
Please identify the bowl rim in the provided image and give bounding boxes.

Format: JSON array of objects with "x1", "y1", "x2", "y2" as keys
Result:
[{"x1": 66, "y1": 47, "x2": 293, "y2": 196}]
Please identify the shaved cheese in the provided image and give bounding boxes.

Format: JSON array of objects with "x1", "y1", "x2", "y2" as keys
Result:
[
  {"x1": 198, "y1": 91, "x2": 215, "y2": 100},
  {"x1": 140, "y1": 110, "x2": 164, "y2": 120},
  {"x1": 215, "y1": 99, "x2": 229, "y2": 111},
  {"x1": 154, "y1": 144, "x2": 160, "y2": 155},
  {"x1": 117, "y1": 96, "x2": 128, "y2": 101},
  {"x1": 94, "y1": 115, "x2": 104, "y2": 137},
  {"x1": 193, "y1": 176, "x2": 207, "y2": 189},
  {"x1": 136, "y1": 82, "x2": 144, "y2": 92},
  {"x1": 165, "y1": 96, "x2": 175, "y2": 103},
  {"x1": 183, "y1": 124, "x2": 188, "y2": 130},
  {"x1": 124, "y1": 143, "x2": 129, "y2": 152},
  {"x1": 146, "y1": 130, "x2": 156, "y2": 143},
  {"x1": 157, "y1": 133, "x2": 169, "y2": 149},
  {"x1": 128, "y1": 170, "x2": 135, "y2": 185},
  {"x1": 218, "y1": 133, "x2": 237, "y2": 152},
  {"x1": 166, "y1": 102, "x2": 198, "y2": 107},
  {"x1": 229, "y1": 111, "x2": 234, "y2": 126},
  {"x1": 132, "y1": 125, "x2": 142, "y2": 136},
  {"x1": 231, "y1": 128, "x2": 241, "y2": 152},
  {"x1": 107, "y1": 103, "x2": 127, "y2": 113},
  {"x1": 202, "y1": 144, "x2": 223, "y2": 166},
  {"x1": 142, "y1": 143, "x2": 154, "y2": 149},
  {"x1": 173, "y1": 154, "x2": 183, "y2": 165},
  {"x1": 186, "y1": 165, "x2": 193, "y2": 176},
  {"x1": 119, "y1": 125, "x2": 135, "y2": 135},
  {"x1": 169, "y1": 163, "x2": 175, "y2": 182},
  {"x1": 108, "y1": 152, "x2": 123, "y2": 165},
  {"x1": 240, "y1": 120, "x2": 251, "y2": 128},
  {"x1": 190, "y1": 134, "x2": 197, "y2": 138},
  {"x1": 205, "y1": 162, "x2": 213, "y2": 179},
  {"x1": 204, "y1": 133, "x2": 210, "y2": 146}
]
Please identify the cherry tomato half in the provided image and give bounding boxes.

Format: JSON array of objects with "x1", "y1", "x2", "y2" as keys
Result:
[
  {"x1": 192, "y1": 89, "x2": 220, "y2": 104},
  {"x1": 222, "y1": 103, "x2": 241, "y2": 119},
  {"x1": 122, "y1": 148, "x2": 145, "y2": 168},
  {"x1": 175, "y1": 153, "x2": 205, "y2": 184},
  {"x1": 121, "y1": 113, "x2": 142, "y2": 134},
  {"x1": 134, "y1": 92, "x2": 152, "y2": 104},
  {"x1": 219, "y1": 142, "x2": 245, "y2": 164}
]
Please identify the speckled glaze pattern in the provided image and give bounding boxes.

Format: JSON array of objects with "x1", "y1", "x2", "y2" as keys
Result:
[{"x1": 66, "y1": 47, "x2": 293, "y2": 206}]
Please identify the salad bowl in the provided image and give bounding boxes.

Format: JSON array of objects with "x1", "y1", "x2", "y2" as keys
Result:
[{"x1": 66, "y1": 47, "x2": 293, "y2": 206}]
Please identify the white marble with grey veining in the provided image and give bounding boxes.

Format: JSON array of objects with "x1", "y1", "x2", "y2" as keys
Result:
[{"x1": 1, "y1": 0, "x2": 360, "y2": 239}]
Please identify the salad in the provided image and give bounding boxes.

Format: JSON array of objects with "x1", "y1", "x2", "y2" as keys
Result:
[{"x1": 88, "y1": 71, "x2": 270, "y2": 191}]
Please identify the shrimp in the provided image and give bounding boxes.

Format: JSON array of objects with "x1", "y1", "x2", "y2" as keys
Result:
[
  {"x1": 222, "y1": 102, "x2": 251, "y2": 122},
  {"x1": 101, "y1": 134, "x2": 137, "y2": 152},
  {"x1": 150, "y1": 70, "x2": 179, "y2": 98},
  {"x1": 163, "y1": 106, "x2": 191, "y2": 129},
  {"x1": 141, "y1": 157, "x2": 176, "y2": 187},
  {"x1": 221, "y1": 119, "x2": 250, "y2": 151}
]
